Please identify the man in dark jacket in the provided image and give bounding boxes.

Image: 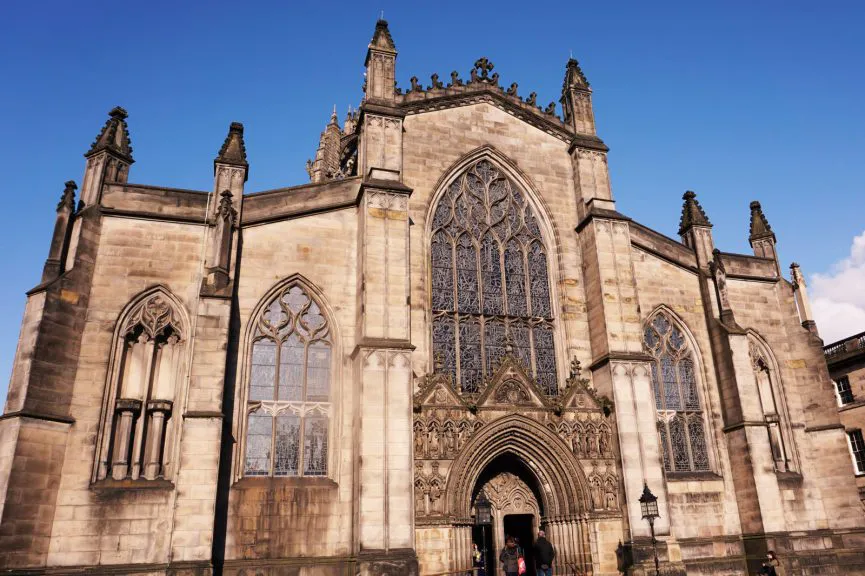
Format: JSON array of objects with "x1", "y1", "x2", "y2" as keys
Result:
[{"x1": 533, "y1": 530, "x2": 556, "y2": 576}]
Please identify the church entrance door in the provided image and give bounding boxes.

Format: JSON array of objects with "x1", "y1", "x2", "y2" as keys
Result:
[{"x1": 503, "y1": 513, "x2": 535, "y2": 576}]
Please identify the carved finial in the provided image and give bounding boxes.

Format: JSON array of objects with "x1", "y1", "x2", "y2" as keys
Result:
[
  {"x1": 526, "y1": 92, "x2": 537, "y2": 106},
  {"x1": 409, "y1": 76, "x2": 421, "y2": 93},
  {"x1": 58, "y1": 180, "x2": 77, "y2": 212},
  {"x1": 748, "y1": 200, "x2": 775, "y2": 243},
  {"x1": 678, "y1": 191, "x2": 712, "y2": 236},
  {"x1": 490, "y1": 72, "x2": 499, "y2": 87},
  {"x1": 86, "y1": 106, "x2": 133, "y2": 160},
  {"x1": 429, "y1": 73, "x2": 443, "y2": 90},
  {"x1": 790, "y1": 262, "x2": 805, "y2": 287},
  {"x1": 433, "y1": 352, "x2": 444, "y2": 373},
  {"x1": 330, "y1": 105, "x2": 338, "y2": 125},
  {"x1": 545, "y1": 102, "x2": 556, "y2": 115},
  {"x1": 563, "y1": 58, "x2": 590, "y2": 91},
  {"x1": 473, "y1": 57, "x2": 495, "y2": 81},
  {"x1": 449, "y1": 71, "x2": 463, "y2": 87},
  {"x1": 505, "y1": 332, "x2": 514, "y2": 355},
  {"x1": 507, "y1": 83, "x2": 518, "y2": 97},
  {"x1": 370, "y1": 18, "x2": 396, "y2": 51},
  {"x1": 215, "y1": 122, "x2": 248, "y2": 169}
]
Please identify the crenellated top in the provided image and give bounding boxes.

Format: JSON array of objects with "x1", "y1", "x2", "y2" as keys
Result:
[{"x1": 86, "y1": 106, "x2": 133, "y2": 162}]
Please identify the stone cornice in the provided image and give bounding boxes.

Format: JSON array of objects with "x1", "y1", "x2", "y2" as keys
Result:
[
  {"x1": 588, "y1": 352, "x2": 654, "y2": 372},
  {"x1": 0, "y1": 410, "x2": 75, "y2": 425}
]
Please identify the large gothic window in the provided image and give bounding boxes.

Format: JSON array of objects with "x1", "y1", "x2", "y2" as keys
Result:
[
  {"x1": 644, "y1": 313, "x2": 710, "y2": 472},
  {"x1": 244, "y1": 283, "x2": 331, "y2": 477},
  {"x1": 96, "y1": 289, "x2": 186, "y2": 483},
  {"x1": 431, "y1": 159, "x2": 557, "y2": 394}
]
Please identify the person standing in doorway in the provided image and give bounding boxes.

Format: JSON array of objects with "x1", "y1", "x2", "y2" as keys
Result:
[
  {"x1": 533, "y1": 529, "x2": 556, "y2": 576},
  {"x1": 499, "y1": 536, "x2": 520, "y2": 576}
]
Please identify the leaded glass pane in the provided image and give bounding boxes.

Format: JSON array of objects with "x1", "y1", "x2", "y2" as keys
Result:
[
  {"x1": 688, "y1": 417, "x2": 710, "y2": 470},
  {"x1": 245, "y1": 411, "x2": 272, "y2": 476},
  {"x1": 274, "y1": 413, "x2": 300, "y2": 476},
  {"x1": 528, "y1": 242, "x2": 552, "y2": 318},
  {"x1": 670, "y1": 414, "x2": 690, "y2": 472},
  {"x1": 250, "y1": 339, "x2": 277, "y2": 401},
  {"x1": 278, "y1": 334, "x2": 303, "y2": 401},
  {"x1": 670, "y1": 326, "x2": 685, "y2": 351},
  {"x1": 481, "y1": 234, "x2": 503, "y2": 315},
  {"x1": 484, "y1": 320, "x2": 506, "y2": 376},
  {"x1": 456, "y1": 235, "x2": 480, "y2": 314},
  {"x1": 300, "y1": 302, "x2": 326, "y2": 338},
  {"x1": 505, "y1": 241, "x2": 527, "y2": 316},
  {"x1": 510, "y1": 321, "x2": 532, "y2": 372},
  {"x1": 644, "y1": 327, "x2": 659, "y2": 352},
  {"x1": 432, "y1": 315, "x2": 456, "y2": 381},
  {"x1": 652, "y1": 314, "x2": 670, "y2": 335},
  {"x1": 303, "y1": 416, "x2": 328, "y2": 476},
  {"x1": 306, "y1": 342, "x2": 331, "y2": 402},
  {"x1": 534, "y1": 323, "x2": 558, "y2": 395},
  {"x1": 679, "y1": 356, "x2": 700, "y2": 410},
  {"x1": 662, "y1": 354, "x2": 681, "y2": 410},
  {"x1": 459, "y1": 319, "x2": 482, "y2": 392},
  {"x1": 658, "y1": 421, "x2": 671, "y2": 472},
  {"x1": 430, "y1": 159, "x2": 558, "y2": 395},
  {"x1": 431, "y1": 232, "x2": 454, "y2": 311}
]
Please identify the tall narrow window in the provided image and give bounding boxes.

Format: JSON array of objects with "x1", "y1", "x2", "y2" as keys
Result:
[
  {"x1": 644, "y1": 313, "x2": 710, "y2": 472},
  {"x1": 244, "y1": 283, "x2": 332, "y2": 477},
  {"x1": 835, "y1": 376, "x2": 854, "y2": 406},
  {"x1": 96, "y1": 290, "x2": 185, "y2": 483},
  {"x1": 430, "y1": 159, "x2": 557, "y2": 394},
  {"x1": 848, "y1": 430, "x2": 865, "y2": 475}
]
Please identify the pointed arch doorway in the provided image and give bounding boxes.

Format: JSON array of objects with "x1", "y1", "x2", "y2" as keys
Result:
[{"x1": 472, "y1": 453, "x2": 544, "y2": 576}]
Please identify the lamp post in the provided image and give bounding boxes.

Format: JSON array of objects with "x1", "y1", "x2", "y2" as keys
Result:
[
  {"x1": 639, "y1": 483, "x2": 661, "y2": 576},
  {"x1": 474, "y1": 490, "x2": 492, "y2": 575}
]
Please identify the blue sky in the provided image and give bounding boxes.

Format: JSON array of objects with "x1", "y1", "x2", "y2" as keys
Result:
[{"x1": 1, "y1": 1, "x2": 864, "y2": 402}]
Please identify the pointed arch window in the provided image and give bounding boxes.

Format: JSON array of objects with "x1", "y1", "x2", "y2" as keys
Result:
[
  {"x1": 244, "y1": 284, "x2": 332, "y2": 477},
  {"x1": 96, "y1": 290, "x2": 186, "y2": 483},
  {"x1": 644, "y1": 313, "x2": 710, "y2": 472},
  {"x1": 748, "y1": 337, "x2": 795, "y2": 473},
  {"x1": 430, "y1": 159, "x2": 557, "y2": 394}
]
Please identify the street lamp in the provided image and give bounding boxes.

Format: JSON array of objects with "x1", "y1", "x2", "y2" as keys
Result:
[
  {"x1": 474, "y1": 490, "x2": 492, "y2": 575},
  {"x1": 639, "y1": 483, "x2": 661, "y2": 576}
]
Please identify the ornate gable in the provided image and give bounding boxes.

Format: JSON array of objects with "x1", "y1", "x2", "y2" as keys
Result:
[
  {"x1": 477, "y1": 355, "x2": 549, "y2": 409},
  {"x1": 414, "y1": 372, "x2": 469, "y2": 411},
  {"x1": 559, "y1": 359, "x2": 613, "y2": 415}
]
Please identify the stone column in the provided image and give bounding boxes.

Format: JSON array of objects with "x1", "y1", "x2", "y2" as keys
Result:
[
  {"x1": 143, "y1": 399, "x2": 172, "y2": 480},
  {"x1": 111, "y1": 398, "x2": 142, "y2": 479}
]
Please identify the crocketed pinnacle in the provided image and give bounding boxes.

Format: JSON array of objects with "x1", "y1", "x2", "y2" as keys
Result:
[
  {"x1": 748, "y1": 200, "x2": 775, "y2": 242},
  {"x1": 57, "y1": 181, "x2": 77, "y2": 212},
  {"x1": 562, "y1": 57, "x2": 590, "y2": 91},
  {"x1": 370, "y1": 19, "x2": 396, "y2": 51},
  {"x1": 215, "y1": 122, "x2": 248, "y2": 168},
  {"x1": 86, "y1": 106, "x2": 133, "y2": 160},
  {"x1": 678, "y1": 191, "x2": 712, "y2": 236}
]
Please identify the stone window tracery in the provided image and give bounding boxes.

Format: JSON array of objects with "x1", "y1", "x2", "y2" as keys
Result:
[
  {"x1": 244, "y1": 284, "x2": 331, "y2": 477},
  {"x1": 431, "y1": 159, "x2": 557, "y2": 394},
  {"x1": 748, "y1": 337, "x2": 794, "y2": 473},
  {"x1": 96, "y1": 290, "x2": 186, "y2": 483},
  {"x1": 644, "y1": 313, "x2": 710, "y2": 472}
]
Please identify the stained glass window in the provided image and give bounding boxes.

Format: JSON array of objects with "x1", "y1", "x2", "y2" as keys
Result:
[
  {"x1": 244, "y1": 283, "x2": 332, "y2": 477},
  {"x1": 430, "y1": 159, "x2": 558, "y2": 394},
  {"x1": 644, "y1": 312, "x2": 710, "y2": 472}
]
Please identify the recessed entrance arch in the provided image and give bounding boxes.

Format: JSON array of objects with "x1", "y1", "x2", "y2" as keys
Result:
[{"x1": 445, "y1": 414, "x2": 594, "y2": 573}]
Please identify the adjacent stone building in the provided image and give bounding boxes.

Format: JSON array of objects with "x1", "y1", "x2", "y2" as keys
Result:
[
  {"x1": 1, "y1": 19, "x2": 864, "y2": 576},
  {"x1": 824, "y1": 330, "x2": 865, "y2": 504}
]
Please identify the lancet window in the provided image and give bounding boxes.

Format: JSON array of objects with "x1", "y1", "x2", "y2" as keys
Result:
[
  {"x1": 97, "y1": 290, "x2": 185, "y2": 482},
  {"x1": 644, "y1": 313, "x2": 710, "y2": 472},
  {"x1": 431, "y1": 159, "x2": 557, "y2": 394},
  {"x1": 244, "y1": 283, "x2": 331, "y2": 477},
  {"x1": 748, "y1": 336, "x2": 793, "y2": 473}
]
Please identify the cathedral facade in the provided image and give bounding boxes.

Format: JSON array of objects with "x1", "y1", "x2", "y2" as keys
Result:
[{"x1": 0, "y1": 19, "x2": 863, "y2": 576}]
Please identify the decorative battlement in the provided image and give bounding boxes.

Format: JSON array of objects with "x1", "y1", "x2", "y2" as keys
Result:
[{"x1": 395, "y1": 57, "x2": 575, "y2": 140}]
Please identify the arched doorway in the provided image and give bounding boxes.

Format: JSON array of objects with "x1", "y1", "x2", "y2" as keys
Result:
[{"x1": 472, "y1": 453, "x2": 544, "y2": 575}]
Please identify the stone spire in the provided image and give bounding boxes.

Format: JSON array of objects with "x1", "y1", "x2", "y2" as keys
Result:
[
  {"x1": 749, "y1": 201, "x2": 775, "y2": 243},
  {"x1": 214, "y1": 122, "x2": 248, "y2": 175},
  {"x1": 86, "y1": 106, "x2": 133, "y2": 162},
  {"x1": 678, "y1": 191, "x2": 714, "y2": 268},
  {"x1": 42, "y1": 181, "x2": 77, "y2": 282},
  {"x1": 80, "y1": 107, "x2": 134, "y2": 206},
  {"x1": 748, "y1": 201, "x2": 781, "y2": 276},
  {"x1": 364, "y1": 19, "x2": 397, "y2": 104},
  {"x1": 309, "y1": 108, "x2": 344, "y2": 183},
  {"x1": 560, "y1": 58, "x2": 595, "y2": 135},
  {"x1": 678, "y1": 191, "x2": 712, "y2": 235}
]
